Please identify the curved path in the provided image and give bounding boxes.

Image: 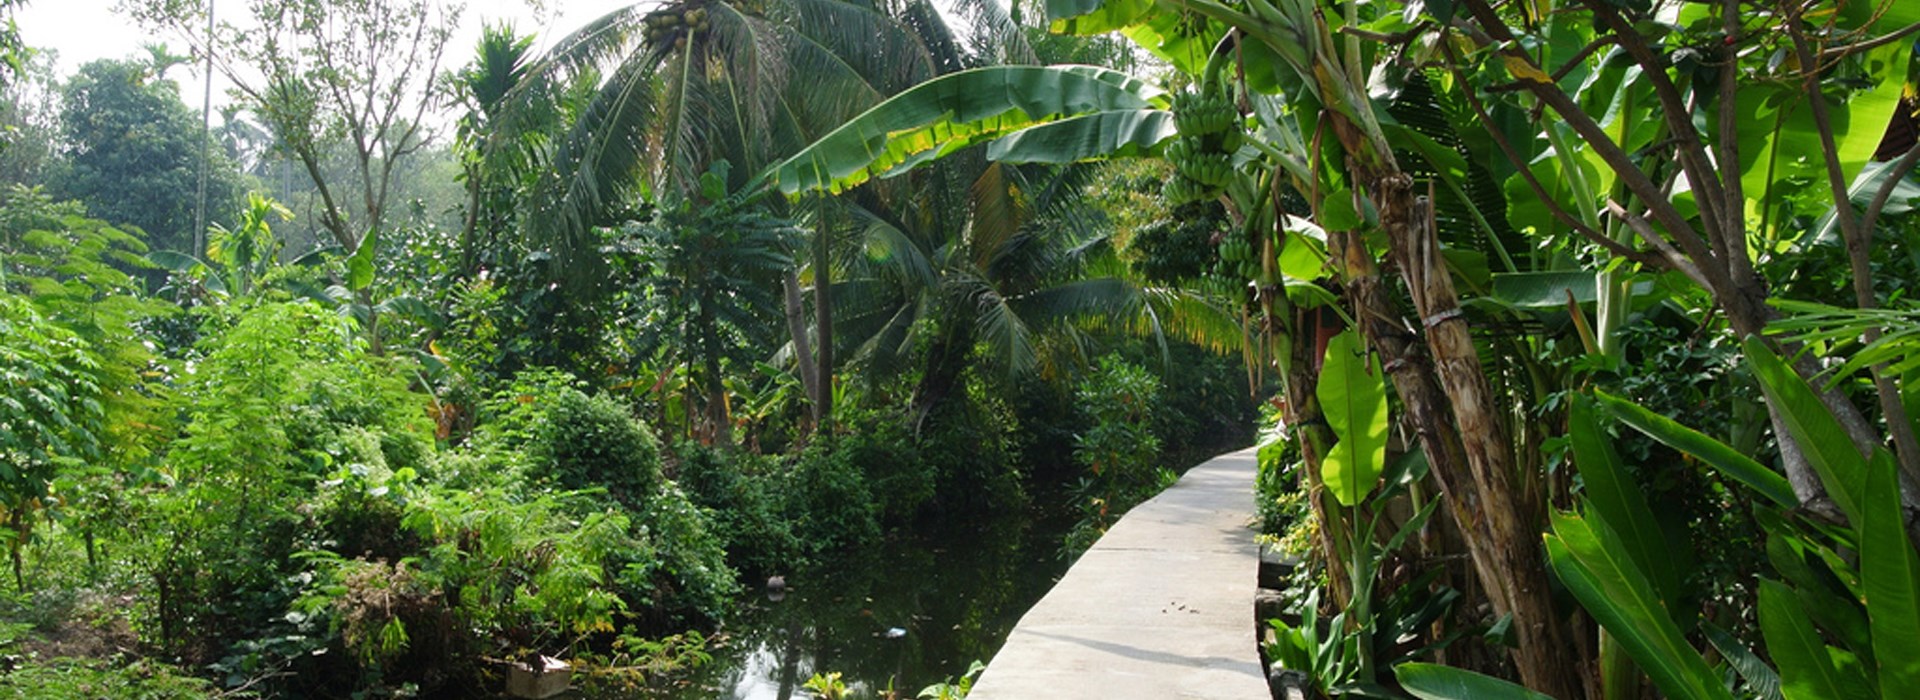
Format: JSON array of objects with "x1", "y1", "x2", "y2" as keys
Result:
[{"x1": 969, "y1": 448, "x2": 1267, "y2": 699}]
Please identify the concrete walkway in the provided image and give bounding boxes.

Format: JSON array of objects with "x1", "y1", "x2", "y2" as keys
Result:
[{"x1": 969, "y1": 448, "x2": 1267, "y2": 699}]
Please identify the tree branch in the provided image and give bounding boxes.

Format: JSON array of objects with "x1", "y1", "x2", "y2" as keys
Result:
[
  {"x1": 1788, "y1": 15, "x2": 1920, "y2": 501},
  {"x1": 1443, "y1": 40, "x2": 1667, "y2": 270},
  {"x1": 1861, "y1": 140, "x2": 1920, "y2": 234},
  {"x1": 1578, "y1": 0, "x2": 1731, "y2": 247},
  {"x1": 1453, "y1": 0, "x2": 1736, "y2": 298}
]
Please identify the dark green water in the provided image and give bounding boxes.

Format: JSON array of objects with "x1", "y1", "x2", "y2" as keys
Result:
[{"x1": 667, "y1": 509, "x2": 1075, "y2": 699}]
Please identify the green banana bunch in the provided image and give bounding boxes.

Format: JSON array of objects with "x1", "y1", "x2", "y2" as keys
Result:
[
  {"x1": 1171, "y1": 91, "x2": 1236, "y2": 136},
  {"x1": 1163, "y1": 174, "x2": 1215, "y2": 205}
]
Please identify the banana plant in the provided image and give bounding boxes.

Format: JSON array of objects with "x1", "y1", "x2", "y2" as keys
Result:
[
  {"x1": 1405, "y1": 336, "x2": 1920, "y2": 699},
  {"x1": 148, "y1": 192, "x2": 294, "y2": 301}
]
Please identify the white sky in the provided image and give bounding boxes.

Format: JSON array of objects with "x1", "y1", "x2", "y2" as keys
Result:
[{"x1": 13, "y1": 0, "x2": 639, "y2": 122}]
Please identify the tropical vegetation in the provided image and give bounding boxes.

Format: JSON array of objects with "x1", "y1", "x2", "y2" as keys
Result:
[{"x1": 1, "y1": 0, "x2": 1918, "y2": 697}]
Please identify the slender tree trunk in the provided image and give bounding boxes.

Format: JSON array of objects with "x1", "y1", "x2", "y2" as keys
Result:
[
  {"x1": 698, "y1": 286, "x2": 732, "y2": 447},
  {"x1": 783, "y1": 270, "x2": 822, "y2": 430},
  {"x1": 459, "y1": 166, "x2": 483, "y2": 278},
  {"x1": 811, "y1": 228, "x2": 834, "y2": 428}
]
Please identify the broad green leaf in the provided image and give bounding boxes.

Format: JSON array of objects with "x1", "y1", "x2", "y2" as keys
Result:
[
  {"x1": 347, "y1": 228, "x2": 378, "y2": 292},
  {"x1": 1045, "y1": 0, "x2": 1153, "y2": 34},
  {"x1": 985, "y1": 110, "x2": 1176, "y2": 164},
  {"x1": 1116, "y1": 8, "x2": 1225, "y2": 77},
  {"x1": 1316, "y1": 329, "x2": 1388, "y2": 507},
  {"x1": 1860, "y1": 447, "x2": 1920, "y2": 696},
  {"x1": 771, "y1": 66, "x2": 1160, "y2": 196},
  {"x1": 1594, "y1": 389, "x2": 1797, "y2": 509},
  {"x1": 1277, "y1": 220, "x2": 1328, "y2": 281},
  {"x1": 1742, "y1": 336, "x2": 1867, "y2": 523},
  {"x1": 1703, "y1": 623, "x2": 1783, "y2": 700},
  {"x1": 1490, "y1": 270, "x2": 1598, "y2": 308},
  {"x1": 1806, "y1": 156, "x2": 1920, "y2": 247},
  {"x1": 1396, "y1": 662, "x2": 1553, "y2": 700},
  {"x1": 1547, "y1": 512, "x2": 1733, "y2": 700},
  {"x1": 1502, "y1": 153, "x2": 1600, "y2": 239},
  {"x1": 1737, "y1": 42, "x2": 1910, "y2": 235},
  {"x1": 146, "y1": 250, "x2": 208, "y2": 273},
  {"x1": 1322, "y1": 187, "x2": 1361, "y2": 231},
  {"x1": 1759, "y1": 579, "x2": 1872, "y2": 700},
  {"x1": 1047, "y1": 0, "x2": 1226, "y2": 77},
  {"x1": 1569, "y1": 394, "x2": 1687, "y2": 609},
  {"x1": 1382, "y1": 123, "x2": 1468, "y2": 179}
]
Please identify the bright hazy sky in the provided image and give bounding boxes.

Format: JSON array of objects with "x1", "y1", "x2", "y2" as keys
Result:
[{"x1": 13, "y1": 0, "x2": 638, "y2": 118}]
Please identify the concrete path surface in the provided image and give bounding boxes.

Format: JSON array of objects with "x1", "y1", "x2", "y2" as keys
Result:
[{"x1": 968, "y1": 448, "x2": 1267, "y2": 699}]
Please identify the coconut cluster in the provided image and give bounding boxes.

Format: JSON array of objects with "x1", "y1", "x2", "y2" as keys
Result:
[{"x1": 643, "y1": 5, "x2": 711, "y2": 49}]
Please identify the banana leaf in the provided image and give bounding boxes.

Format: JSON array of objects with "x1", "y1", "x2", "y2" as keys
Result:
[
  {"x1": 1593, "y1": 389, "x2": 1797, "y2": 509},
  {"x1": 1316, "y1": 329, "x2": 1388, "y2": 507},
  {"x1": 769, "y1": 65, "x2": 1161, "y2": 195},
  {"x1": 1396, "y1": 663, "x2": 1554, "y2": 700},
  {"x1": 1546, "y1": 511, "x2": 1732, "y2": 700}
]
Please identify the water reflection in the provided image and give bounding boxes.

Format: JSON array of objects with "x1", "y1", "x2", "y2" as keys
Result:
[{"x1": 676, "y1": 509, "x2": 1073, "y2": 700}]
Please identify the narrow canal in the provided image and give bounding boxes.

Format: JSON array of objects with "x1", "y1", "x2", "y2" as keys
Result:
[{"x1": 665, "y1": 507, "x2": 1076, "y2": 698}]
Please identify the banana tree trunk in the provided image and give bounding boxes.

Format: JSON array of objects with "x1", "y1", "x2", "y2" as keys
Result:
[
  {"x1": 1279, "y1": 304, "x2": 1350, "y2": 605},
  {"x1": 1373, "y1": 176, "x2": 1589, "y2": 700}
]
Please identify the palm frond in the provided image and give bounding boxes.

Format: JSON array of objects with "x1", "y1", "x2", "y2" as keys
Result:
[
  {"x1": 968, "y1": 162, "x2": 1030, "y2": 271},
  {"x1": 526, "y1": 44, "x2": 666, "y2": 270},
  {"x1": 976, "y1": 285, "x2": 1040, "y2": 376},
  {"x1": 946, "y1": 0, "x2": 1038, "y2": 65},
  {"x1": 1139, "y1": 285, "x2": 1250, "y2": 357}
]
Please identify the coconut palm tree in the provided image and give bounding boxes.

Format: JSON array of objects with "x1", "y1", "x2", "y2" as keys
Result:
[{"x1": 500, "y1": 0, "x2": 1144, "y2": 431}]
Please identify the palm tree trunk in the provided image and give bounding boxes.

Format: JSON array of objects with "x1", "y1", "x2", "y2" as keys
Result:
[
  {"x1": 812, "y1": 228, "x2": 834, "y2": 428},
  {"x1": 783, "y1": 270, "x2": 822, "y2": 430},
  {"x1": 912, "y1": 305, "x2": 973, "y2": 431},
  {"x1": 698, "y1": 286, "x2": 732, "y2": 446}
]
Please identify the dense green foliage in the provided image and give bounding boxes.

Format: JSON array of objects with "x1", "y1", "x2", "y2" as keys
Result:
[
  {"x1": 0, "y1": 2, "x2": 1254, "y2": 696},
  {"x1": 51, "y1": 59, "x2": 244, "y2": 255},
  {"x1": 19, "y1": 0, "x2": 1918, "y2": 696}
]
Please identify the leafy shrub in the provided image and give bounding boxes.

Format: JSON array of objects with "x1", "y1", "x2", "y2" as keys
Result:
[
  {"x1": 671, "y1": 441, "x2": 801, "y2": 576},
  {"x1": 471, "y1": 367, "x2": 584, "y2": 451},
  {"x1": 531, "y1": 389, "x2": 662, "y2": 505},
  {"x1": 574, "y1": 630, "x2": 713, "y2": 694},
  {"x1": 917, "y1": 375, "x2": 1027, "y2": 516},
  {"x1": 832, "y1": 410, "x2": 928, "y2": 525},
  {"x1": 314, "y1": 464, "x2": 421, "y2": 563},
  {"x1": 143, "y1": 301, "x2": 435, "y2": 665},
  {"x1": 616, "y1": 484, "x2": 739, "y2": 626},
  {"x1": 0, "y1": 294, "x2": 103, "y2": 589},
  {"x1": 1074, "y1": 355, "x2": 1164, "y2": 491},
  {"x1": 785, "y1": 440, "x2": 881, "y2": 554},
  {"x1": 293, "y1": 484, "x2": 636, "y2": 696},
  {"x1": 1064, "y1": 355, "x2": 1169, "y2": 556},
  {"x1": 314, "y1": 558, "x2": 452, "y2": 686},
  {"x1": 395, "y1": 488, "x2": 631, "y2": 652}
]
